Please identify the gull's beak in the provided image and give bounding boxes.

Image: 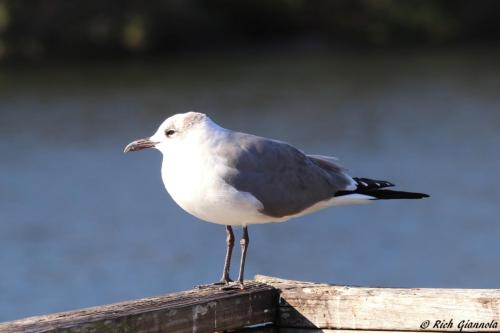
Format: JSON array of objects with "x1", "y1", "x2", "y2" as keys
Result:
[{"x1": 124, "y1": 137, "x2": 157, "y2": 153}]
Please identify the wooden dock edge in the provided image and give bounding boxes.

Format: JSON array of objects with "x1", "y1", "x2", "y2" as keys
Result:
[
  {"x1": 0, "y1": 281, "x2": 278, "y2": 333},
  {"x1": 1, "y1": 275, "x2": 500, "y2": 332}
]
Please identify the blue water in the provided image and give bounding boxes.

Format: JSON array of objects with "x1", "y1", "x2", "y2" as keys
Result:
[{"x1": 1, "y1": 49, "x2": 500, "y2": 321}]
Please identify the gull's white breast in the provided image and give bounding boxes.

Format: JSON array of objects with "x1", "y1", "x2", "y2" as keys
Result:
[{"x1": 160, "y1": 130, "x2": 269, "y2": 226}]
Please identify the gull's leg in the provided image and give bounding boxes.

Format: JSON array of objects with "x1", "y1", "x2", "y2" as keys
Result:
[
  {"x1": 219, "y1": 225, "x2": 234, "y2": 284},
  {"x1": 196, "y1": 225, "x2": 234, "y2": 289},
  {"x1": 236, "y1": 226, "x2": 249, "y2": 288}
]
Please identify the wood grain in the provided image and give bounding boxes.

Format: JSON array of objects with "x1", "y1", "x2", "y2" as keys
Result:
[
  {"x1": 241, "y1": 328, "x2": 423, "y2": 333},
  {"x1": 0, "y1": 281, "x2": 278, "y2": 333},
  {"x1": 255, "y1": 275, "x2": 500, "y2": 332},
  {"x1": 3, "y1": 275, "x2": 499, "y2": 332}
]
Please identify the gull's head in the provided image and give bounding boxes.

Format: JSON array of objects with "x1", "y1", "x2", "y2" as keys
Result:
[{"x1": 124, "y1": 111, "x2": 210, "y2": 155}]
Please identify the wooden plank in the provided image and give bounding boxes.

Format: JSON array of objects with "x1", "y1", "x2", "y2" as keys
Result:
[
  {"x1": 255, "y1": 275, "x2": 500, "y2": 332},
  {"x1": 279, "y1": 327, "x2": 422, "y2": 333},
  {"x1": 0, "y1": 281, "x2": 278, "y2": 333},
  {"x1": 236, "y1": 324, "x2": 276, "y2": 332}
]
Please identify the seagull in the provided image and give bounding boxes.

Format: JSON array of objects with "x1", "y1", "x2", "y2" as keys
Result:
[{"x1": 124, "y1": 112, "x2": 429, "y2": 288}]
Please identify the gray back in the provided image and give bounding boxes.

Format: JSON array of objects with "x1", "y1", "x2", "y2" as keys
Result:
[{"x1": 220, "y1": 132, "x2": 352, "y2": 218}]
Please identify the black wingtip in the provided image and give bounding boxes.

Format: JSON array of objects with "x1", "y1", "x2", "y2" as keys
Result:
[
  {"x1": 368, "y1": 190, "x2": 430, "y2": 200},
  {"x1": 354, "y1": 177, "x2": 395, "y2": 190},
  {"x1": 335, "y1": 177, "x2": 429, "y2": 200}
]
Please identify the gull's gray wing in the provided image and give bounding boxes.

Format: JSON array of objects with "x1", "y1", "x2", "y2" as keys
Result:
[{"x1": 219, "y1": 132, "x2": 354, "y2": 218}]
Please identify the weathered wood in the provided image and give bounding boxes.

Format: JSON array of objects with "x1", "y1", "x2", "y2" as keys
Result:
[
  {"x1": 0, "y1": 281, "x2": 278, "y2": 333},
  {"x1": 242, "y1": 329, "x2": 425, "y2": 333},
  {"x1": 3, "y1": 275, "x2": 500, "y2": 333},
  {"x1": 237, "y1": 324, "x2": 276, "y2": 332},
  {"x1": 243, "y1": 329, "x2": 423, "y2": 333},
  {"x1": 243, "y1": 328, "x2": 420, "y2": 333},
  {"x1": 255, "y1": 275, "x2": 500, "y2": 332}
]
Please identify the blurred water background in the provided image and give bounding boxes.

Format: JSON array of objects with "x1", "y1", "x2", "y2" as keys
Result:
[{"x1": 1, "y1": 0, "x2": 500, "y2": 322}]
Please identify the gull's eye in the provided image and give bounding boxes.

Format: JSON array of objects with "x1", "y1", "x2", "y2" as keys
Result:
[{"x1": 165, "y1": 129, "x2": 175, "y2": 137}]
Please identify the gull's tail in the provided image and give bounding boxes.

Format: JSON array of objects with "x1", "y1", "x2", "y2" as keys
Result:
[{"x1": 335, "y1": 177, "x2": 429, "y2": 200}]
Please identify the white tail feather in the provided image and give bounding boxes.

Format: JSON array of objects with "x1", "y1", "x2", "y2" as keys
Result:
[{"x1": 330, "y1": 193, "x2": 375, "y2": 205}]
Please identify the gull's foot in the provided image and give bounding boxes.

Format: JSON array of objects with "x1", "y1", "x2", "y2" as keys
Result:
[
  {"x1": 219, "y1": 281, "x2": 245, "y2": 291},
  {"x1": 219, "y1": 277, "x2": 233, "y2": 285},
  {"x1": 195, "y1": 277, "x2": 233, "y2": 289}
]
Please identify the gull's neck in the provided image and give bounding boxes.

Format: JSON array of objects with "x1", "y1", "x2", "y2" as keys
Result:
[
  {"x1": 203, "y1": 116, "x2": 229, "y2": 136},
  {"x1": 159, "y1": 117, "x2": 231, "y2": 219}
]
